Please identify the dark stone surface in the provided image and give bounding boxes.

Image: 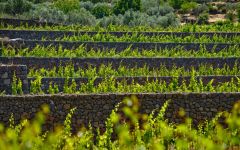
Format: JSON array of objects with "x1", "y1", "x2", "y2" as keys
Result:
[
  {"x1": 0, "y1": 18, "x2": 59, "y2": 27},
  {"x1": 0, "y1": 93, "x2": 239, "y2": 130},
  {"x1": 0, "y1": 57, "x2": 239, "y2": 70}
]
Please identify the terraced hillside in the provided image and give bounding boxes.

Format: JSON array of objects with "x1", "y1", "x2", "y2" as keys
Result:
[
  {"x1": 1, "y1": 20, "x2": 240, "y2": 149},
  {"x1": 1, "y1": 26, "x2": 240, "y2": 94}
]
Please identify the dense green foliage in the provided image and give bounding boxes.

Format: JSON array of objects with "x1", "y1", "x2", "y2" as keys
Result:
[
  {"x1": 28, "y1": 63, "x2": 240, "y2": 78},
  {"x1": 1, "y1": 21, "x2": 240, "y2": 32},
  {"x1": 180, "y1": 1, "x2": 198, "y2": 13},
  {"x1": 58, "y1": 33, "x2": 240, "y2": 43},
  {"x1": 4, "y1": 0, "x2": 32, "y2": 14},
  {"x1": 2, "y1": 45, "x2": 240, "y2": 58},
  {"x1": 1, "y1": 97, "x2": 240, "y2": 149},
  {"x1": 113, "y1": 0, "x2": 142, "y2": 15},
  {"x1": 91, "y1": 3, "x2": 112, "y2": 18},
  {"x1": 20, "y1": 63, "x2": 240, "y2": 95},
  {"x1": 0, "y1": 0, "x2": 181, "y2": 27},
  {"x1": 54, "y1": 0, "x2": 79, "y2": 13},
  {"x1": 1, "y1": 0, "x2": 239, "y2": 26},
  {"x1": 11, "y1": 72, "x2": 240, "y2": 95},
  {"x1": 169, "y1": 0, "x2": 185, "y2": 9}
]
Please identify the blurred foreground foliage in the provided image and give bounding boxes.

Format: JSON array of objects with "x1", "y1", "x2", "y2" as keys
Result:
[{"x1": 1, "y1": 96, "x2": 240, "y2": 150}]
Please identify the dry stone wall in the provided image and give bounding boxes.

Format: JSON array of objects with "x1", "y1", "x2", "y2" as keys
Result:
[
  {"x1": 0, "y1": 18, "x2": 57, "y2": 27},
  {"x1": 0, "y1": 93, "x2": 239, "y2": 130},
  {"x1": 0, "y1": 57, "x2": 239, "y2": 70},
  {"x1": 1, "y1": 65, "x2": 240, "y2": 130}
]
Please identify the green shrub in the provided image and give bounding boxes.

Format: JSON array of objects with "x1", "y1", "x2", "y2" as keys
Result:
[
  {"x1": 164, "y1": 12, "x2": 179, "y2": 27},
  {"x1": 123, "y1": 10, "x2": 149, "y2": 26},
  {"x1": 98, "y1": 14, "x2": 123, "y2": 27},
  {"x1": 146, "y1": 4, "x2": 174, "y2": 16},
  {"x1": 141, "y1": 0, "x2": 158, "y2": 12},
  {"x1": 169, "y1": 0, "x2": 184, "y2": 9},
  {"x1": 5, "y1": 0, "x2": 32, "y2": 14},
  {"x1": 193, "y1": 3, "x2": 209, "y2": 16},
  {"x1": 142, "y1": 0, "x2": 168, "y2": 11},
  {"x1": 155, "y1": 15, "x2": 169, "y2": 28},
  {"x1": 180, "y1": 2, "x2": 198, "y2": 14},
  {"x1": 150, "y1": 13, "x2": 180, "y2": 28},
  {"x1": 67, "y1": 8, "x2": 97, "y2": 26},
  {"x1": 122, "y1": 10, "x2": 178, "y2": 27},
  {"x1": 54, "y1": 0, "x2": 79, "y2": 13},
  {"x1": 92, "y1": 3, "x2": 112, "y2": 19},
  {"x1": 113, "y1": 0, "x2": 141, "y2": 15},
  {"x1": 80, "y1": 1, "x2": 94, "y2": 11},
  {"x1": 25, "y1": 4, "x2": 67, "y2": 23}
]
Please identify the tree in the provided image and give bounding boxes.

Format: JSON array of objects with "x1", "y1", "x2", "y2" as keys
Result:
[
  {"x1": 92, "y1": 3, "x2": 112, "y2": 18},
  {"x1": 54, "y1": 0, "x2": 79, "y2": 13},
  {"x1": 169, "y1": 0, "x2": 184, "y2": 9},
  {"x1": 5, "y1": 0, "x2": 32, "y2": 14},
  {"x1": 113, "y1": 0, "x2": 142, "y2": 15}
]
